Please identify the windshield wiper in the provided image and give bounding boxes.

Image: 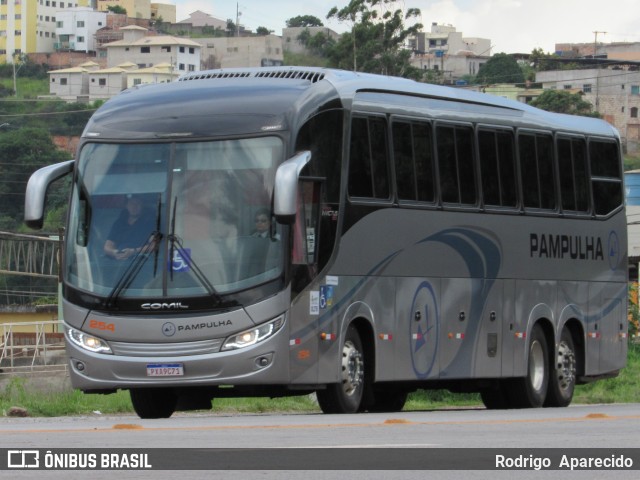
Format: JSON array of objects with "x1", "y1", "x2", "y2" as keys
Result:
[
  {"x1": 168, "y1": 197, "x2": 222, "y2": 304},
  {"x1": 105, "y1": 230, "x2": 162, "y2": 308},
  {"x1": 106, "y1": 195, "x2": 163, "y2": 308}
]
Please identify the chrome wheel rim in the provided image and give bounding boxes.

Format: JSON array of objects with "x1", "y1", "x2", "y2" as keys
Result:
[
  {"x1": 555, "y1": 340, "x2": 576, "y2": 391},
  {"x1": 341, "y1": 340, "x2": 363, "y2": 396}
]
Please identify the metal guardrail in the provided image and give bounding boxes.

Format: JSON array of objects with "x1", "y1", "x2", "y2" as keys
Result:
[
  {"x1": 0, "y1": 230, "x2": 61, "y2": 279},
  {"x1": 0, "y1": 320, "x2": 68, "y2": 375}
]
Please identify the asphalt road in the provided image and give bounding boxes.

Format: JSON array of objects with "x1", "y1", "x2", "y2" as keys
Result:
[{"x1": 1, "y1": 403, "x2": 639, "y2": 479}]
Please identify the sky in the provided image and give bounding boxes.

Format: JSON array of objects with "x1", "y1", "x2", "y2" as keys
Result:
[{"x1": 168, "y1": 0, "x2": 640, "y2": 54}]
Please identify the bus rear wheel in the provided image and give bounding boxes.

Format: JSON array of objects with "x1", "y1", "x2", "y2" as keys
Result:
[
  {"x1": 130, "y1": 388, "x2": 177, "y2": 419},
  {"x1": 545, "y1": 329, "x2": 576, "y2": 407},
  {"x1": 317, "y1": 325, "x2": 365, "y2": 414},
  {"x1": 507, "y1": 324, "x2": 549, "y2": 408}
]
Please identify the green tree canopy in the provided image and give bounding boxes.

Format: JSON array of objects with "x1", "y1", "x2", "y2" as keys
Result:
[
  {"x1": 530, "y1": 90, "x2": 598, "y2": 117},
  {"x1": 106, "y1": 5, "x2": 127, "y2": 15},
  {"x1": 0, "y1": 127, "x2": 70, "y2": 230},
  {"x1": 256, "y1": 26, "x2": 273, "y2": 36},
  {"x1": 476, "y1": 52, "x2": 525, "y2": 85},
  {"x1": 326, "y1": 0, "x2": 422, "y2": 78},
  {"x1": 286, "y1": 15, "x2": 325, "y2": 27}
]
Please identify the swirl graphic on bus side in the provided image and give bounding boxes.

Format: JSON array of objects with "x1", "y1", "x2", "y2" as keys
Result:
[{"x1": 409, "y1": 281, "x2": 439, "y2": 379}]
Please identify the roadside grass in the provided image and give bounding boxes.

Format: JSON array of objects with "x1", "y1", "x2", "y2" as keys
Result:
[
  {"x1": 0, "y1": 77, "x2": 50, "y2": 98},
  {"x1": 1, "y1": 343, "x2": 639, "y2": 417}
]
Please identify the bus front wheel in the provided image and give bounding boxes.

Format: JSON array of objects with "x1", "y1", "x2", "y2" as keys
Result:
[
  {"x1": 317, "y1": 325, "x2": 365, "y2": 414},
  {"x1": 130, "y1": 388, "x2": 177, "y2": 419}
]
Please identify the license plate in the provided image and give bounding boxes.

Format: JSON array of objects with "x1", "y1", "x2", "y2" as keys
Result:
[{"x1": 146, "y1": 363, "x2": 184, "y2": 377}]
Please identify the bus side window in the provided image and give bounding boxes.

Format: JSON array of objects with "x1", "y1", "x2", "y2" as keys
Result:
[
  {"x1": 590, "y1": 140, "x2": 623, "y2": 216},
  {"x1": 348, "y1": 116, "x2": 390, "y2": 200}
]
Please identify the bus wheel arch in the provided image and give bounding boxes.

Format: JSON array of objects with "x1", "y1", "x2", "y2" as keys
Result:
[{"x1": 317, "y1": 317, "x2": 374, "y2": 414}]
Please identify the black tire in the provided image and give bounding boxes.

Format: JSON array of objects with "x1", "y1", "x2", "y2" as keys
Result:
[
  {"x1": 317, "y1": 325, "x2": 365, "y2": 414},
  {"x1": 366, "y1": 390, "x2": 408, "y2": 413},
  {"x1": 480, "y1": 381, "x2": 510, "y2": 409},
  {"x1": 130, "y1": 388, "x2": 177, "y2": 419},
  {"x1": 507, "y1": 324, "x2": 549, "y2": 408},
  {"x1": 544, "y1": 328, "x2": 577, "y2": 407}
]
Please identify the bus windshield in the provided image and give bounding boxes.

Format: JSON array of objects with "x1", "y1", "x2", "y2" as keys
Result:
[{"x1": 65, "y1": 137, "x2": 284, "y2": 301}]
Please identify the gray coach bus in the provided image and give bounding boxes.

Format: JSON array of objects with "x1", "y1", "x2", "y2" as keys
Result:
[{"x1": 25, "y1": 67, "x2": 628, "y2": 418}]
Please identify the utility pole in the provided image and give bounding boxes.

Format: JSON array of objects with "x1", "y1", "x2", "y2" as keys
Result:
[
  {"x1": 593, "y1": 31, "x2": 607, "y2": 109},
  {"x1": 236, "y1": 3, "x2": 241, "y2": 37}
]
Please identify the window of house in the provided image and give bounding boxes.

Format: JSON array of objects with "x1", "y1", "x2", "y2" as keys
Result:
[
  {"x1": 98, "y1": 78, "x2": 106, "y2": 86},
  {"x1": 77, "y1": 21, "x2": 84, "y2": 27},
  {"x1": 161, "y1": 46, "x2": 171, "y2": 52},
  {"x1": 631, "y1": 107, "x2": 638, "y2": 119},
  {"x1": 189, "y1": 47, "x2": 195, "y2": 54},
  {"x1": 141, "y1": 47, "x2": 150, "y2": 53},
  {"x1": 77, "y1": 36, "x2": 84, "y2": 43},
  {"x1": 583, "y1": 84, "x2": 592, "y2": 93},
  {"x1": 632, "y1": 85, "x2": 640, "y2": 95},
  {"x1": 60, "y1": 78, "x2": 67, "y2": 85}
]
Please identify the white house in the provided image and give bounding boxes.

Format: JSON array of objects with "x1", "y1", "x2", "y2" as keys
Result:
[
  {"x1": 48, "y1": 61, "x2": 100, "y2": 100},
  {"x1": 89, "y1": 62, "x2": 139, "y2": 99},
  {"x1": 103, "y1": 26, "x2": 200, "y2": 73}
]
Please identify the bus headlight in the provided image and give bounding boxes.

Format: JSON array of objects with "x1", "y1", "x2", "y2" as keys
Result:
[
  {"x1": 67, "y1": 327, "x2": 112, "y2": 354},
  {"x1": 221, "y1": 316, "x2": 284, "y2": 351}
]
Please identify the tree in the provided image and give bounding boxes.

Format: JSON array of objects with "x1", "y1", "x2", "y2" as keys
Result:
[
  {"x1": 286, "y1": 15, "x2": 325, "y2": 28},
  {"x1": 529, "y1": 48, "x2": 581, "y2": 72},
  {"x1": 256, "y1": 26, "x2": 273, "y2": 36},
  {"x1": 297, "y1": 29, "x2": 336, "y2": 57},
  {"x1": 106, "y1": 5, "x2": 127, "y2": 15},
  {"x1": 530, "y1": 90, "x2": 599, "y2": 117},
  {"x1": 476, "y1": 52, "x2": 525, "y2": 85},
  {"x1": 0, "y1": 127, "x2": 69, "y2": 230},
  {"x1": 326, "y1": 0, "x2": 422, "y2": 78}
]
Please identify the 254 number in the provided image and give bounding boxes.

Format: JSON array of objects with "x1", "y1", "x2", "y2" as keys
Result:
[{"x1": 89, "y1": 320, "x2": 115, "y2": 332}]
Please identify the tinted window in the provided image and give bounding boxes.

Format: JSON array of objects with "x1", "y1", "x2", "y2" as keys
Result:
[
  {"x1": 590, "y1": 140, "x2": 622, "y2": 215},
  {"x1": 392, "y1": 120, "x2": 435, "y2": 202},
  {"x1": 557, "y1": 137, "x2": 589, "y2": 212},
  {"x1": 478, "y1": 129, "x2": 517, "y2": 207},
  {"x1": 519, "y1": 132, "x2": 556, "y2": 210},
  {"x1": 436, "y1": 124, "x2": 476, "y2": 205},
  {"x1": 348, "y1": 116, "x2": 390, "y2": 199}
]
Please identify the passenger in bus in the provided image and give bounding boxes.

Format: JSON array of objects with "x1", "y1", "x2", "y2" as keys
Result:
[
  {"x1": 252, "y1": 208, "x2": 280, "y2": 240},
  {"x1": 103, "y1": 195, "x2": 156, "y2": 260}
]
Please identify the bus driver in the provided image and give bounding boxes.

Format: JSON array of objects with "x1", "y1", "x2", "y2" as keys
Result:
[{"x1": 104, "y1": 195, "x2": 156, "y2": 260}]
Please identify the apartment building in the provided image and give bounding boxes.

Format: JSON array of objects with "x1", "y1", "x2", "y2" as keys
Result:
[
  {"x1": 1, "y1": 0, "x2": 91, "y2": 63},
  {"x1": 55, "y1": 7, "x2": 106, "y2": 53},
  {"x1": 537, "y1": 68, "x2": 640, "y2": 152}
]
